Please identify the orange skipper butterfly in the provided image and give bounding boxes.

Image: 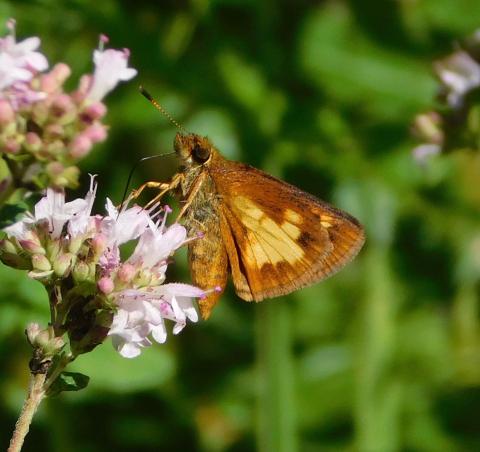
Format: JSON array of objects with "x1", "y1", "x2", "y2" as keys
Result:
[{"x1": 133, "y1": 89, "x2": 365, "y2": 319}]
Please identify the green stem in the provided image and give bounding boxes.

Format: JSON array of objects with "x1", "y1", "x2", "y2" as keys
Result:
[
  {"x1": 7, "y1": 349, "x2": 74, "y2": 452},
  {"x1": 7, "y1": 373, "x2": 47, "y2": 452},
  {"x1": 255, "y1": 301, "x2": 297, "y2": 452},
  {"x1": 354, "y1": 246, "x2": 401, "y2": 452},
  {"x1": 44, "y1": 353, "x2": 75, "y2": 393}
]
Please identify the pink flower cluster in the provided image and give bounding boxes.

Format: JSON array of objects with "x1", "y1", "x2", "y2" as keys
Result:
[
  {"x1": 0, "y1": 20, "x2": 137, "y2": 189},
  {"x1": 1, "y1": 177, "x2": 205, "y2": 358}
]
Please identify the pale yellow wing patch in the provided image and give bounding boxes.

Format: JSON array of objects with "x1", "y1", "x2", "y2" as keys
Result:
[{"x1": 232, "y1": 196, "x2": 305, "y2": 267}]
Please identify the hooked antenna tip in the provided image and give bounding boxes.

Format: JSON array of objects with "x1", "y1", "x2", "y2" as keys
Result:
[{"x1": 139, "y1": 85, "x2": 153, "y2": 102}]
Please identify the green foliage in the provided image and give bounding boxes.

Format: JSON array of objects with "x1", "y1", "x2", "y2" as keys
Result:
[
  {"x1": 1, "y1": 1, "x2": 480, "y2": 451},
  {"x1": 47, "y1": 372, "x2": 90, "y2": 397},
  {"x1": 0, "y1": 193, "x2": 42, "y2": 229}
]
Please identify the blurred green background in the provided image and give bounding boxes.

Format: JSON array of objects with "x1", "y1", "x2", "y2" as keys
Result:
[{"x1": 1, "y1": 0, "x2": 480, "y2": 451}]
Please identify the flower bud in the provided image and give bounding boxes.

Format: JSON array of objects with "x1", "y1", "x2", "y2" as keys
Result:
[
  {"x1": 1, "y1": 121, "x2": 16, "y2": 137},
  {"x1": 31, "y1": 254, "x2": 52, "y2": 272},
  {"x1": 84, "y1": 123, "x2": 107, "y2": 143},
  {"x1": 18, "y1": 239, "x2": 45, "y2": 255},
  {"x1": 53, "y1": 63, "x2": 72, "y2": 84},
  {"x1": 53, "y1": 252, "x2": 74, "y2": 277},
  {"x1": 47, "y1": 139, "x2": 65, "y2": 156},
  {"x1": 72, "y1": 260, "x2": 90, "y2": 283},
  {"x1": 0, "y1": 99, "x2": 15, "y2": 125},
  {"x1": 31, "y1": 102, "x2": 49, "y2": 125},
  {"x1": 117, "y1": 263, "x2": 136, "y2": 284},
  {"x1": 4, "y1": 137, "x2": 21, "y2": 154},
  {"x1": 50, "y1": 164, "x2": 80, "y2": 188},
  {"x1": 90, "y1": 234, "x2": 106, "y2": 258},
  {"x1": 1, "y1": 238, "x2": 19, "y2": 255},
  {"x1": 72, "y1": 74, "x2": 93, "y2": 103},
  {"x1": 51, "y1": 337, "x2": 65, "y2": 351},
  {"x1": 1, "y1": 251, "x2": 31, "y2": 269},
  {"x1": 69, "y1": 135, "x2": 92, "y2": 159},
  {"x1": 98, "y1": 276, "x2": 114, "y2": 294},
  {"x1": 46, "y1": 161, "x2": 64, "y2": 177},
  {"x1": 45, "y1": 239, "x2": 61, "y2": 261},
  {"x1": 33, "y1": 329, "x2": 51, "y2": 348},
  {"x1": 58, "y1": 165, "x2": 80, "y2": 188},
  {"x1": 25, "y1": 132, "x2": 42, "y2": 152},
  {"x1": 25, "y1": 322, "x2": 42, "y2": 345},
  {"x1": 51, "y1": 94, "x2": 74, "y2": 116},
  {"x1": 68, "y1": 235, "x2": 85, "y2": 255},
  {"x1": 26, "y1": 324, "x2": 65, "y2": 356},
  {"x1": 43, "y1": 335, "x2": 65, "y2": 355},
  {"x1": 45, "y1": 123, "x2": 64, "y2": 138},
  {"x1": 82, "y1": 102, "x2": 107, "y2": 121},
  {"x1": 0, "y1": 240, "x2": 31, "y2": 269},
  {"x1": 40, "y1": 63, "x2": 71, "y2": 93}
]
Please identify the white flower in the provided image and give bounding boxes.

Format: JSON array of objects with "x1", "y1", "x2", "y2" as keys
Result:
[
  {"x1": 434, "y1": 50, "x2": 480, "y2": 107},
  {"x1": 0, "y1": 26, "x2": 48, "y2": 90},
  {"x1": 152, "y1": 283, "x2": 201, "y2": 333},
  {"x1": 108, "y1": 301, "x2": 153, "y2": 358},
  {"x1": 67, "y1": 174, "x2": 98, "y2": 237},
  {"x1": 3, "y1": 81, "x2": 47, "y2": 109},
  {"x1": 108, "y1": 283, "x2": 204, "y2": 358},
  {"x1": 0, "y1": 35, "x2": 48, "y2": 71},
  {"x1": 128, "y1": 217, "x2": 188, "y2": 275},
  {"x1": 2, "y1": 217, "x2": 28, "y2": 239},
  {"x1": 0, "y1": 53, "x2": 32, "y2": 90},
  {"x1": 101, "y1": 198, "x2": 151, "y2": 246},
  {"x1": 98, "y1": 199, "x2": 151, "y2": 272},
  {"x1": 3, "y1": 188, "x2": 89, "y2": 240},
  {"x1": 33, "y1": 188, "x2": 89, "y2": 239},
  {"x1": 87, "y1": 48, "x2": 137, "y2": 101}
]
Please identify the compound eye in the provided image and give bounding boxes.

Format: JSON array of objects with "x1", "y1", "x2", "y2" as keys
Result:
[{"x1": 193, "y1": 144, "x2": 210, "y2": 162}]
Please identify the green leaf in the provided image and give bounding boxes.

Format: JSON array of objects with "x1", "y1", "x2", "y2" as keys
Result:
[
  {"x1": 69, "y1": 343, "x2": 176, "y2": 394},
  {"x1": 47, "y1": 372, "x2": 90, "y2": 397},
  {"x1": 0, "y1": 193, "x2": 42, "y2": 229}
]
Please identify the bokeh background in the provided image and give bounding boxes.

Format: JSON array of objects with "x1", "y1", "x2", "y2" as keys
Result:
[{"x1": 1, "y1": 1, "x2": 480, "y2": 451}]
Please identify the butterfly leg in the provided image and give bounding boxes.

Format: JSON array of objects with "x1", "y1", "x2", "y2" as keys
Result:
[
  {"x1": 176, "y1": 172, "x2": 207, "y2": 221},
  {"x1": 129, "y1": 173, "x2": 183, "y2": 208}
]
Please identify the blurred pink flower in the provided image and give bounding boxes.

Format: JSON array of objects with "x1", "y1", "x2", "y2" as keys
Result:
[
  {"x1": 87, "y1": 48, "x2": 137, "y2": 101},
  {"x1": 435, "y1": 50, "x2": 480, "y2": 107},
  {"x1": 412, "y1": 143, "x2": 441, "y2": 164},
  {"x1": 0, "y1": 22, "x2": 48, "y2": 91}
]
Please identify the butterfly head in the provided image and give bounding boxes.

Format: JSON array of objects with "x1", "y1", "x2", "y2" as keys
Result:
[{"x1": 174, "y1": 132, "x2": 214, "y2": 167}]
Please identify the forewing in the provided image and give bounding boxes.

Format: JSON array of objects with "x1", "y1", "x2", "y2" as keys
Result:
[{"x1": 210, "y1": 159, "x2": 365, "y2": 301}]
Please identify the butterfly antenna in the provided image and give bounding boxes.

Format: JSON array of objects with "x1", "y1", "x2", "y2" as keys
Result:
[
  {"x1": 139, "y1": 86, "x2": 187, "y2": 133},
  {"x1": 119, "y1": 153, "x2": 175, "y2": 213}
]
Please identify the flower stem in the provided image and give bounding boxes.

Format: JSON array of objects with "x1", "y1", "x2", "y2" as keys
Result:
[
  {"x1": 8, "y1": 372, "x2": 47, "y2": 452},
  {"x1": 255, "y1": 301, "x2": 297, "y2": 452}
]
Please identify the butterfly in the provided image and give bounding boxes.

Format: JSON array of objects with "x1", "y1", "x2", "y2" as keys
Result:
[{"x1": 132, "y1": 132, "x2": 365, "y2": 320}]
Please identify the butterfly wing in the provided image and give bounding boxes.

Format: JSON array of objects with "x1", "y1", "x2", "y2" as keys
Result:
[{"x1": 209, "y1": 157, "x2": 365, "y2": 302}]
